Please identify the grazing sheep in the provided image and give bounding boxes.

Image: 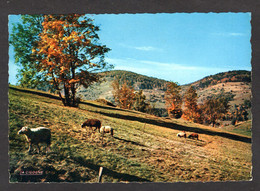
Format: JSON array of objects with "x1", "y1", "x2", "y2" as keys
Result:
[
  {"x1": 177, "y1": 131, "x2": 186, "y2": 138},
  {"x1": 81, "y1": 119, "x2": 101, "y2": 133},
  {"x1": 188, "y1": 133, "x2": 199, "y2": 140},
  {"x1": 18, "y1": 126, "x2": 51, "y2": 153},
  {"x1": 100, "y1": 126, "x2": 114, "y2": 136}
]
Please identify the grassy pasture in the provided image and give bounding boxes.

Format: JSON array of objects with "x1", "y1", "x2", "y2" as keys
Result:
[{"x1": 9, "y1": 86, "x2": 252, "y2": 182}]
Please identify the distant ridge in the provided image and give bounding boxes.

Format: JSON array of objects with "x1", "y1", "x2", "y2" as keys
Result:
[
  {"x1": 78, "y1": 69, "x2": 251, "y2": 118},
  {"x1": 102, "y1": 69, "x2": 251, "y2": 89},
  {"x1": 101, "y1": 70, "x2": 169, "y2": 90},
  {"x1": 188, "y1": 70, "x2": 251, "y2": 89}
]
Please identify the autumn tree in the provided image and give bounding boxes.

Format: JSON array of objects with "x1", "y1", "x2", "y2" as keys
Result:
[
  {"x1": 232, "y1": 99, "x2": 252, "y2": 123},
  {"x1": 182, "y1": 86, "x2": 202, "y2": 123},
  {"x1": 201, "y1": 96, "x2": 230, "y2": 127},
  {"x1": 32, "y1": 14, "x2": 112, "y2": 107},
  {"x1": 164, "y1": 82, "x2": 183, "y2": 118},
  {"x1": 112, "y1": 79, "x2": 135, "y2": 109},
  {"x1": 10, "y1": 15, "x2": 46, "y2": 88},
  {"x1": 232, "y1": 104, "x2": 250, "y2": 125}
]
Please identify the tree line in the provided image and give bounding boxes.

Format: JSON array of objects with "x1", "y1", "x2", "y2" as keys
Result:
[
  {"x1": 196, "y1": 70, "x2": 251, "y2": 89},
  {"x1": 112, "y1": 80, "x2": 251, "y2": 127}
]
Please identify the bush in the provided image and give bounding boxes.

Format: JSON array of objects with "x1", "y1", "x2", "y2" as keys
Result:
[{"x1": 169, "y1": 109, "x2": 183, "y2": 119}]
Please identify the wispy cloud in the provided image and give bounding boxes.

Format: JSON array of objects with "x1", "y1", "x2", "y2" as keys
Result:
[
  {"x1": 229, "y1": 32, "x2": 247, "y2": 36},
  {"x1": 106, "y1": 58, "x2": 222, "y2": 71},
  {"x1": 211, "y1": 32, "x2": 248, "y2": 37},
  {"x1": 105, "y1": 57, "x2": 234, "y2": 84},
  {"x1": 118, "y1": 43, "x2": 163, "y2": 52},
  {"x1": 134, "y1": 46, "x2": 158, "y2": 51},
  {"x1": 139, "y1": 60, "x2": 200, "y2": 70}
]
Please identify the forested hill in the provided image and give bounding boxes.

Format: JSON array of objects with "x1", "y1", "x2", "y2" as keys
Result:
[
  {"x1": 189, "y1": 70, "x2": 251, "y2": 89},
  {"x1": 100, "y1": 70, "x2": 169, "y2": 90},
  {"x1": 77, "y1": 69, "x2": 251, "y2": 113},
  {"x1": 100, "y1": 70, "x2": 251, "y2": 90}
]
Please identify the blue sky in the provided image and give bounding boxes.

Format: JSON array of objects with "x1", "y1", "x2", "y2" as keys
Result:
[{"x1": 9, "y1": 13, "x2": 251, "y2": 85}]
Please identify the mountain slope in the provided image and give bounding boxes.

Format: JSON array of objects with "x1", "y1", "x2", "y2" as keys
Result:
[
  {"x1": 189, "y1": 70, "x2": 251, "y2": 89},
  {"x1": 77, "y1": 70, "x2": 251, "y2": 116},
  {"x1": 9, "y1": 86, "x2": 252, "y2": 182},
  {"x1": 77, "y1": 70, "x2": 168, "y2": 107}
]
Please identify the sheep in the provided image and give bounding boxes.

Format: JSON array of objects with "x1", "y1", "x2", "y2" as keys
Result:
[
  {"x1": 18, "y1": 126, "x2": 51, "y2": 154},
  {"x1": 188, "y1": 133, "x2": 199, "y2": 140},
  {"x1": 81, "y1": 119, "x2": 101, "y2": 133},
  {"x1": 100, "y1": 126, "x2": 114, "y2": 136},
  {"x1": 177, "y1": 131, "x2": 186, "y2": 138}
]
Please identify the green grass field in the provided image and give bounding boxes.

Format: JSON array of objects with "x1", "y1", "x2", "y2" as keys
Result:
[
  {"x1": 9, "y1": 86, "x2": 252, "y2": 182},
  {"x1": 221, "y1": 121, "x2": 252, "y2": 137}
]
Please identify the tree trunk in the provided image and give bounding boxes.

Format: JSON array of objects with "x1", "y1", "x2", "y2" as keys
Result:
[
  {"x1": 64, "y1": 83, "x2": 71, "y2": 106},
  {"x1": 58, "y1": 91, "x2": 66, "y2": 106},
  {"x1": 51, "y1": 72, "x2": 66, "y2": 106},
  {"x1": 71, "y1": 66, "x2": 76, "y2": 107}
]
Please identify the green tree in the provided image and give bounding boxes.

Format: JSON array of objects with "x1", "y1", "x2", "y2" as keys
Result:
[
  {"x1": 133, "y1": 90, "x2": 149, "y2": 112},
  {"x1": 233, "y1": 104, "x2": 250, "y2": 124},
  {"x1": 243, "y1": 99, "x2": 251, "y2": 109},
  {"x1": 9, "y1": 15, "x2": 46, "y2": 88}
]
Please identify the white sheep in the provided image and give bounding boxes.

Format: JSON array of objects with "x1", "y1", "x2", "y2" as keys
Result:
[
  {"x1": 18, "y1": 126, "x2": 51, "y2": 153},
  {"x1": 100, "y1": 126, "x2": 114, "y2": 136},
  {"x1": 177, "y1": 131, "x2": 186, "y2": 138}
]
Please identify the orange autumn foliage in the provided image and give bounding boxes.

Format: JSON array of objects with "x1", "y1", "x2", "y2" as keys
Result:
[
  {"x1": 32, "y1": 14, "x2": 111, "y2": 107},
  {"x1": 164, "y1": 82, "x2": 183, "y2": 119},
  {"x1": 182, "y1": 86, "x2": 203, "y2": 123},
  {"x1": 112, "y1": 80, "x2": 135, "y2": 109}
]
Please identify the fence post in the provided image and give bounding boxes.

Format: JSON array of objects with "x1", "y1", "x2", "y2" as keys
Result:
[{"x1": 98, "y1": 167, "x2": 103, "y2": 183}]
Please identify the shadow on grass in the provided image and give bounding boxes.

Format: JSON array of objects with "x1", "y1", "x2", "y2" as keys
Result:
[
  {"x1": 72, "y1": 156, "x2": 151, "y2": 182},
  {"x1": 94, "y1": 111, "x2": 251, "y2": 144},
  {"x1": 9, "y1": 86, "x2": 60, "y2": 101},
  {"x1": 113, "y1": 136, "x2": 147, "y2": 147},
  {"x1": 80, "y1": 100, "x2": 139, "y2": 114},
  {"x1": 10, "y1": 153, "x2": 150, "y2": 183}
]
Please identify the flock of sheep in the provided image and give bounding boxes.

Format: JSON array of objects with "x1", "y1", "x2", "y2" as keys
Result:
[
  {"x1": 17, "y1": 118, "x2": 199, "y2": 154},
  {"x1": 17, "y1": 118, "x2": 113, "y2": 154}
]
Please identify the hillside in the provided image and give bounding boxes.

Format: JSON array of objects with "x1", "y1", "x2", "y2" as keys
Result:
[
  {"x1": 77, "y1": 70, "x2": 251, "y2": 118},
  {"x1": 189, "y1": 70, "x2": 251, "y2": 89},
  {"x1": 9, "y1": 86, "x2": 252, "y2": 182},
  {"x1": 77, "y1": 70, "x2": 168, "y2": 109},
  {"x1": 186, "y1": 70, "x2": 251, "y2": 107}
]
